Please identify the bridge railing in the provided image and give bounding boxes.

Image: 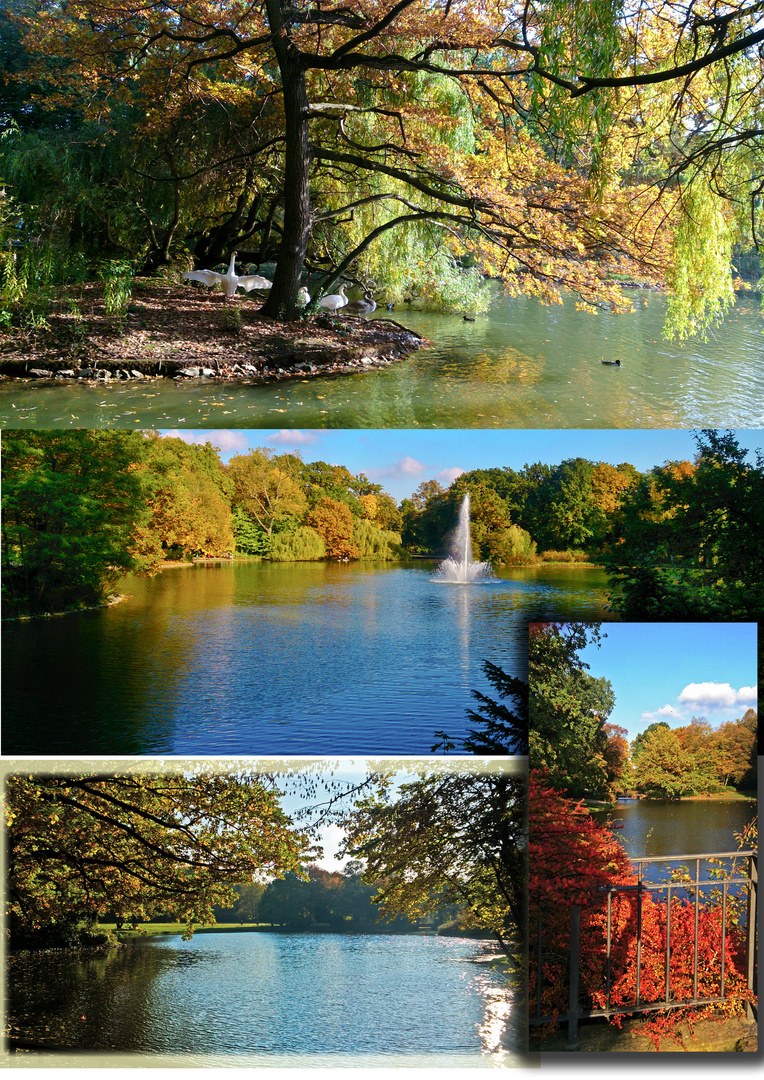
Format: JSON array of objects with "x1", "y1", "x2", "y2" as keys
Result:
[{"x1": 530, "y1": 849, "x2": 757, "y2": 1047}]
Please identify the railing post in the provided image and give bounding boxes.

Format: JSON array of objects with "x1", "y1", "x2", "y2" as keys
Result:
[
  {"x1": 568, "y1": 904, "x2": 580, "y2": 1049},
  {"x1": 746, "y1": 854, "x2": 757, "y2": 1022},
  {"x1": 536, "y1": 913, "x2": 543, "y2": 1021}
]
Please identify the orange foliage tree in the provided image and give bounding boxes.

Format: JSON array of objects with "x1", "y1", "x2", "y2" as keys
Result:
[
  {"x1": 306, "y1": 496, "x2": 360, "y2": 560},
  {"x1": 529, "y1": 771, "x2": 755, "y2": 1048}
]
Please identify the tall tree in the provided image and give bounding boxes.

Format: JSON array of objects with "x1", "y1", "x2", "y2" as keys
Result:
[
  {"x1": 607, "y1": 431, "x2": 764, "y2": 620},
  {"x1": 344, "y1": 761, "x2": 524, "y2": 960},
  {"x1": 631, "y1": 725, "x2": 708, "y2": 799},
  {"x1": 5, "y1": 766, "x2": 311, "y2": 947},
  {"x1": 306, "y1": 496, "x2": 360, "y2": 560},
  {"x1": 143, "y1": 436, "x2": 234, "y2": 558},
  {"x1": 528, "y1": 621, "x2": 615, "y2": 797},
  {"x1": 17, "y1": 0, "x2": 674, "y2": 318},
  {"x1": 227, "y1": 448, "x2": 308, "y2": 535},
  {"x1": 1, "y1": 430, "x2": 155, "y2": 616},
  {"x1": 463, "y1": 661, "x2": 529, "y2": 756}
]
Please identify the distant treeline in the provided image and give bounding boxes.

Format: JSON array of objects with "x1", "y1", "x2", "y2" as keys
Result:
[
  {"x1": 208, "y1": 864, "x2": 460, "y2": 932},
  {"x1": 3, "y1": 429, "x2": 763, "y2": 622}
]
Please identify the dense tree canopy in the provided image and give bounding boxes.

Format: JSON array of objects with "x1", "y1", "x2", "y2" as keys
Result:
[
  {"x1": 5, "y1": 0, "x2": 762, "y2": 329},
  {"x1": 254, "y1": 862, "x2": 421, "y2": 930},
  {"x1": 1, "y1": 431, "x2": 155, "y2": 615},
  {"x1": 606, "y1": 430, "x2": 764, "y2": 620},
  {"x1": 1, "y1": 432, "x2": 402, "y2": 614},
  {"x1": 343, "y1": 761, "x2": 524, "y2": 959},
  {"x1": 5, "y1": 765, "x2": 312, "y2": 948},
  {"x1": 4, "y1": 429, "x2": 763, "y2": 625},
  {"x1": 630, "y1": 710, "x2": 758, "y2": 797},
  {"x1": 529, "y1": 622, "x2": 617, "y2": 798}
]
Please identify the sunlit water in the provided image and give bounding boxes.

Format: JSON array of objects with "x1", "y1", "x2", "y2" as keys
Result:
[
  {"x1": 1, "y1": 560, "x2": 611, "y2": 755},
  {"x1": 6, "y1": 931, "x2": 522, "y2": 1067},
  {"x1": 1, "y1": 290, "x2": 761, "y2": 428}
]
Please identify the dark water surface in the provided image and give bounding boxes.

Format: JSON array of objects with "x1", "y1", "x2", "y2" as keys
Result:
[
  {"x1": 592, "y1": 797, "x2": 757, "y2": 887},
  {"x1": 2, "y1": 560, "x2": 611, "y2": 756},
  {"x1": 1, "y1": 290, "x2": 761, "y2": 429},
  {"x1": 6, "y1": 932, "x2": 517, "y2": 1067}
]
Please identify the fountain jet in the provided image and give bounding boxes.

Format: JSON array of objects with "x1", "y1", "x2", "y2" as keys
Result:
[{"x1": 435, "y1": 492, "x2": 494, "y2": 583}]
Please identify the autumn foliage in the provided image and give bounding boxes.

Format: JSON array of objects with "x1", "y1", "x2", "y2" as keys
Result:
[{"x1": 529, "y1": 771, "x2": 755, "y2": 1048}]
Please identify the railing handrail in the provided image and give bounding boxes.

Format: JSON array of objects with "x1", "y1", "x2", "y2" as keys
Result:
[
  {"x1": 531, "y1": 847, "x2": 757, "y2": 1047},
  {"x1": 630, "y1": 850, "x2": 756, "y2": 865}
]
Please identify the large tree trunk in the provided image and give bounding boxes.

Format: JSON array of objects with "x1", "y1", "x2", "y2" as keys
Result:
[{"x1": 259, "y1": 0, "x2": 311, "y2": 322}]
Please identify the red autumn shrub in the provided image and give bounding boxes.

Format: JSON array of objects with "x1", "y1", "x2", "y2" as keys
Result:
[{"x1": 529, "y1": 770, "x2": 755, "y2": 1047}]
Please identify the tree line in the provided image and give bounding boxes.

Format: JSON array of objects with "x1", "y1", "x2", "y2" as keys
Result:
[
  {"x1": 529, "y1": 622, "x2": 757, "y2": 800},
  {"x1": 1, "y1": 1, "x2": 761, "y2": 329},
  {"x1": 3, "y1": 429, "x2": 763, "y2": 623}
]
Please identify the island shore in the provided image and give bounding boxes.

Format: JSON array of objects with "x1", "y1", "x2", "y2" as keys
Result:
[{"x1": 0, "y1": 282, "x2": 426, "y2": 382}]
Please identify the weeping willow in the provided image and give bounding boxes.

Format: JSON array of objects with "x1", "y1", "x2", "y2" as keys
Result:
[
  {"x1": 665, "y1": 183, "x2": 736, "y2": 341},
  {"x1": 352, "y1": 519, "x2": 403, "y2": 560},
  {"x1": 310, "y1": 67, "x2": 492, "y2": 312},
  {"x1": 269, "y1": 527, "x2": 326, "y2": 562}
]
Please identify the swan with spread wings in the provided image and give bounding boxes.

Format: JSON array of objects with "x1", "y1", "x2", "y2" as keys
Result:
[{"x1": 182, "y1": 251, "x2": 272, "y2": 298}]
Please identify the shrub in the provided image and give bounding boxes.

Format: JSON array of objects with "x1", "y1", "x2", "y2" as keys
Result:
[
  {"x1": 529, "y1": 771, "x2": 754, "y2": 1048},
  {"x1": 539, "y1": 549, "x2": 592, "y2": 563},
  {"x1": 232, "y1": 509, "x2": 270, "y2": 556},
  {"x1": 98, "y1": 259, "x2": 133, "y2": 316},
  {"x1": 491, "y1": 525, "x2": 538, "y2": 565},
  {"x1": 352, "y1": 518, "x2": 403, "y2": 560}
]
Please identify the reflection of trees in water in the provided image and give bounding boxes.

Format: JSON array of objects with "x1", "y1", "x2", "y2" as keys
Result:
[
  {"x1": 7, "y1": 943, "x2": 171, "y2": 1050},
  {"x1": 4, "y1": 562, "x2": 611, "y2": 756}
]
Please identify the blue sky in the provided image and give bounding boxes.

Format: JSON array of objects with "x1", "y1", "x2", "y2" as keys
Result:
[
  {"x1": 576, "y1": 622, "x2": 758, "y2": 744},
  {"x1": 160, "y1": 428, "x2": 763, "y2": 502}
]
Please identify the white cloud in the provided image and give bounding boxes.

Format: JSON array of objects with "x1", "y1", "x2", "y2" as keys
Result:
[
  {"x1": 736, "y1": 686, "x2": 758, "y2": 704},
  {"x1": 162, "y1": 429, "x2": 249, "y2": 452},
  {"x1": 678, "y1": 682, "x2": 756, "y2": 709},
  {"x1": 367, "y1": 456, "x2": 427, "y2": 482},
  {"x1": 267, "y1": 429, "x2": 320, "y2": 446},
  {"x1": 396, "y1": 456, "x2": 427, "y2": 477},
  {"x1": 640, "y1": 704, "x2": 682, "y2": 723},
  {"x1": 437, "y1": 467, "x2": 465, "y2": 485}
]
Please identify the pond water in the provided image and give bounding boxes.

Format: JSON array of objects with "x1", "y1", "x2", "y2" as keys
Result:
[
  {"x1": 6, "y1": 931, "x2": 519, "y2": 1067},
  {"x1": 1, "y1": 290, "x2": 761, "y2": 429},
  {"x1": 592, "y1": 797, "x2": 757, "y2": 888},
  {"x1": 1, "y1": 560, "x2": 611, "y2": 756}
]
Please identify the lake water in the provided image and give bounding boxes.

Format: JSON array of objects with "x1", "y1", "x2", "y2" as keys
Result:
[
  {"x1": 1, "y1": 560, "x2": 611, "y2": 756},
  {"x1": 6, "y1": 931, "x2": 521, "y2": 1067},
  {"x1": 592, "y1": 797, "x2": 757, "y2": 889},
  {"x1": 1, "y1": 290, "x2": 761, "y2": 429}
]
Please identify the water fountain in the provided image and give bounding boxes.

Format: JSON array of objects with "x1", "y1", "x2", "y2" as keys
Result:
[{"x1": 435, "y1": 492, "x2": 494, "y2": 583}]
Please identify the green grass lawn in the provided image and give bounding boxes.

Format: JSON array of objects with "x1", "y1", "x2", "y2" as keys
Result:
[{"x1": 101, "y1": 922, "x2": 272, "y2": 937}]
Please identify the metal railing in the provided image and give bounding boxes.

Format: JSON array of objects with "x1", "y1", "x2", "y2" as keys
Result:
[{"x1": 531, "y1": 849, "x2": 757, "y2": 1047}]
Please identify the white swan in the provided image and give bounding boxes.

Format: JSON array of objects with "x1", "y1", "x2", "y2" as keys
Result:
[
  {"x1": 297, "y1": 286, "x2": 312, "y2": 305},
  {"x1": 345, "y1": 290, "x2": 376, "y2": 315},
  {"x1": 318, "y1": 284, "x2": 348, "y2": 311},
  {"x1": 182, "y1": 251, "x2": 272, "y2": 298}
]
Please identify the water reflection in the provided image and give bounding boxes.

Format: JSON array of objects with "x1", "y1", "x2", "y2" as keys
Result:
[
  {"x1": 7, "y1": 932, "x2": 517, "y2": 1066},
  {"x1": 1, "y1": 290, "x2": 761, "y2": 428},
  {"x1": 2, "y1": 561, "x2": 611, "y2": 756}
]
